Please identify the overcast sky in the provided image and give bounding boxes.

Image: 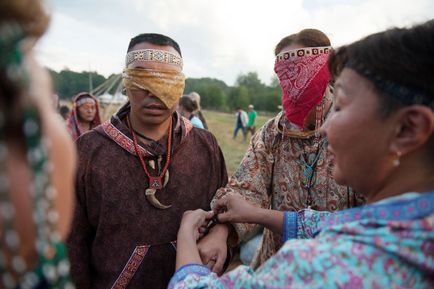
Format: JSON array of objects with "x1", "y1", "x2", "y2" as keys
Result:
[{"x1": 36, "y1": 0, "x2": 434, "y2": 86}]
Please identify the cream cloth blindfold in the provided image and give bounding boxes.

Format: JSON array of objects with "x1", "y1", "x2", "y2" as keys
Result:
[{"x1": 123, "y1": 68, "x2": 185, "y2": 109}]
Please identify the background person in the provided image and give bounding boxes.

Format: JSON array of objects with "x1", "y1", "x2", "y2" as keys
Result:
[
  {"x1": 59, "y1": 104, "x2": 71, "y2": 121},
  {"x1": 178, "y1": 96, "x2": 205, "y2": 129},
  {"x1": 246, "y1": 104, "x2": 257, "y2": 136},
  {"x1": 233, "y1": 107, "x2": 248, "y2": 141},
  {"x1": 66, "y1": 92, "x2": 101, "y2": 141},
  {"x1": 188, "y1": 91, "x2": 208, "y2": 130}
]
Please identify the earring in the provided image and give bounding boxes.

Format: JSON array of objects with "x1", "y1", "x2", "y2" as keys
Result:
[{"x1": 393, "y1": 151, "x2": 401, "y2": 167}]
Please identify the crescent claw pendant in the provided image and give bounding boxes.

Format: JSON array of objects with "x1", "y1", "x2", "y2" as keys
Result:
[
  {"x1": 145, "y1": 170, "x2": 171, "y2": 209},
  {"x1": 127, "y1": 115, "x2": 173, "y2": 210},
  {"x1": 145, "y1": 188, "x2": 172, "y2": 209}
]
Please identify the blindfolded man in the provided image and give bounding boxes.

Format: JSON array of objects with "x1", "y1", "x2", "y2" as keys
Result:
[{"x1": 67, "y1": 33, "x2": 228, "y2": 289}]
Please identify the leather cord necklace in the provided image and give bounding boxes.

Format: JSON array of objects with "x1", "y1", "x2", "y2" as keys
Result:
[
  {"x1": 127, "y1": 115, "x2": 173, "y2": 209},
  {"x1": 132, "y1": 128, "x2": 157, "y2": 142},
  {"x1": 300, "y1": 138, "x2": 326, "y2": 208}
]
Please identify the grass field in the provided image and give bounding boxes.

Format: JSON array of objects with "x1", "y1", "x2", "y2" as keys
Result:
[
  {"x1": 99, "y1": 103, "x2": 275, "y2": 176},
  {"x1": 202, "y1": 110, "x2": 273, "y2": 175}
]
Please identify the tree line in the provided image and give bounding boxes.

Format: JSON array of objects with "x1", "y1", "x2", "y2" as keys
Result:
[{"x1": 49, "y1": 69, "x2": 282, "y2": 112}]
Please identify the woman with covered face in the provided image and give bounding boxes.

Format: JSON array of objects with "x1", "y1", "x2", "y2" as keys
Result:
[
  {"x1": 170, "y1": 20, "x2": 434, "y2": 289},
  {"x1": 66, "y1": 92, "x2": 101, "y2": 140},
  {"x1": 198, "y1": 29, "x2": 365, "y2": 273}
]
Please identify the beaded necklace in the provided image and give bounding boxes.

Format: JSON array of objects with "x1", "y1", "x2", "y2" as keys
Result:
[
  {"x1": 127, "y1": 115, "x2": 173, "y2": 209},
  {"x1": 286, "y1": 88, "x2": 331, "y2": 207},
  {"x1": 301, "y1": 90, "x2": 331, "y2": 207},
  {"x1": 297, "y1": 138, "x2": 327, "y2": 207}
]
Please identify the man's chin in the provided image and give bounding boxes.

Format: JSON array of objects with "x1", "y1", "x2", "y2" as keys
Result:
[{"x1": 140, "y1": 114, "x2": 172, "y2": 126}]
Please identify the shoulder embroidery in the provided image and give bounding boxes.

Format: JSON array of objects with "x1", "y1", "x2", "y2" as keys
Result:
[
  {"x1": 180, "y1": 116, "x2": 193, "y2": 136},
  {"x1": 101, "y1": 120, "x2": 153, "y2": 157}
]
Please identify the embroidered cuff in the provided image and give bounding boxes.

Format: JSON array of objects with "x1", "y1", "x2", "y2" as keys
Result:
[
  {"x1": 168, "y1": 264, "x2": 211, "y2": 289},
  {"x1": 283, "y1": 211, "x2": 298, "y2": 242}
]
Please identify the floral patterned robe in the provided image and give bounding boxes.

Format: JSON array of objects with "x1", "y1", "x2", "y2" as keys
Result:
[{"x1": 212, "y1": 111, "x2": 365, "y2": 267}]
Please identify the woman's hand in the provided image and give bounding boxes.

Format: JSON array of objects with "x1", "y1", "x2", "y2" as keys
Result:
[
  {"x1": 179, "y1": 209, "x2": 215, "y2": 241},
  {"x1": 176, "y1": 209, "x2": 214, "y2": 269},
  {"x1": 215, "y1": 195, "x2": 286, "y2": 235},
  {"x1": 214, "y1": 194, "x2": 261, "y2": 224}
]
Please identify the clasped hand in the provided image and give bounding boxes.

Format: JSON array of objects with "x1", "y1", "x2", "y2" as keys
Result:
[
  {"x1": 177, "y1": 195, "x2": 259, "y2": 274},
  {"x1": 179, "y1": 194, "x2": 258, "y2": 240}
]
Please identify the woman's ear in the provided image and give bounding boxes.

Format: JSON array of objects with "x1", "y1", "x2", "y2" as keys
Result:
[{"x1": 390, "y1": 105, "x2": 434, "y2": 155}]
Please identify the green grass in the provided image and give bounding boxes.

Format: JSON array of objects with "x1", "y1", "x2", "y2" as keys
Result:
[{"x1": 203, "y1": 110, "x2": 273, "y2": 176}]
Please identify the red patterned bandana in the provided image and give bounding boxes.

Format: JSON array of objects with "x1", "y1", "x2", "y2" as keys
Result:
[{"x1": 274, "y1": 46, "x2": 331, "y2": 128}]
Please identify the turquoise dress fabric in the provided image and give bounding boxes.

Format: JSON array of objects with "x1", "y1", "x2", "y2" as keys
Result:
[
  {"x1": 168, "y1": 191, "x2": 434, "y2": 289},
  {"x1": 190, "y1": 116, "x2": 205, "y2": 129}
]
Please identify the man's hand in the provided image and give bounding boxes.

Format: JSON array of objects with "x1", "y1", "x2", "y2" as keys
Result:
[{"x1": 197, "y1": 224, "x2": 229, "y2": 275}]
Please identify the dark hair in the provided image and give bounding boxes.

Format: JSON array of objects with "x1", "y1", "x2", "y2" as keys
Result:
[
  {"x1": 59, "y1": 105, "x2": 70, "y2": 114},
  {"x1": 0, "y1": 0, "x2": 49, "y2": 39},
  {"x1": 274, "y1": 29, "x2": 331, "y2": 56},
  {"x1": 179, "y1": 96, "x2": 198, "y2": 113},
  {"x1": 127, "y1": 33, "x2": 182, "y2": 56},
  {"x1": 0, "y1": 0, "x2": 49, "y2": 141},
  {"x1": 328, "y1": 20, "x2": 434, "y2": 117},
  {"x1": 59, "y1": 105, "x2": 70, "y2": 120},
  {"x1": 329, "y1": 20, "x2": 434, "y2": 162}
]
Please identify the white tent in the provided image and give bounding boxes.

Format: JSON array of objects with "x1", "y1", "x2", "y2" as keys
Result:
[{"x1": 98, "y1": 93, "x2": 127, "y2": 105}]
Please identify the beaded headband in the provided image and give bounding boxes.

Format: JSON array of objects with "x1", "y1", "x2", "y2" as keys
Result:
[
  {"x1": 125, "y1": 49, "x2": 183, "y2": 68},
  {"x1": 276, "y1": 46, "x2": 332, "y2": 62},
  {"x1": 76, "y1": 97, "x2": 96, "y2": 107},
  {"x1": 346, "y1": 60, "x2": 434, "y2": 110}
]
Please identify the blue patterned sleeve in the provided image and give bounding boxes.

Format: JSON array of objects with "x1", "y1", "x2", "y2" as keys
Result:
[
  {"x1": 168, "y1": 264, "x2": 211, "y2": 289},
  {"x1": 168, "y1": 235, "x2": 380, "y2": 289},
  {"x1": 283, "y1": 211, "x2": 298, "y2": 241},
  {"x1": 283, "y1": 209, "x2": 331, "y2": 241}
]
